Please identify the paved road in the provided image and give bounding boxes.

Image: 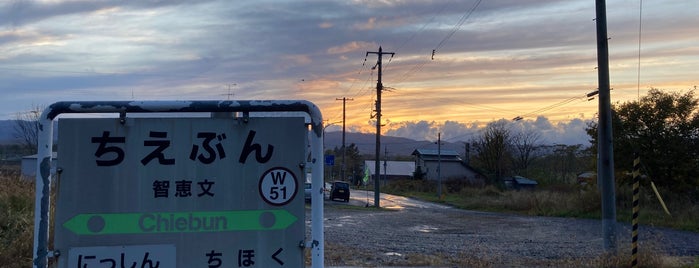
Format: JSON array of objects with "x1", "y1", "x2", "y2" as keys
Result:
[{"x1": 308, "y1": 190, "x2": 699, "y2": 267}]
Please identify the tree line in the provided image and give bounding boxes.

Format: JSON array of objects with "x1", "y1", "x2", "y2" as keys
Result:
[
  {"x1": 468, "y1": 119, "x2": 593, "y2": 186},
  {"x1": 587, "y1": 88, "x2": 699, "y2": 195},
  {"x1": 468, "y1": 88, "x2": 698, "y2": 197}
]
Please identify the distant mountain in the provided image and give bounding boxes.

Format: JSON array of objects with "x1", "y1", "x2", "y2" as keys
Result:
[
  {"x1": 0, "y1": 120, "x2": 19, "y2": 144},
  {"x1": 323, "y1": 131, "x2": 468, "y2": 158}
]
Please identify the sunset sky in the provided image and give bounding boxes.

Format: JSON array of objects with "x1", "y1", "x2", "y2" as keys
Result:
[{"x1": 1, "y1": 0, "x2": 697, "y2": 144}]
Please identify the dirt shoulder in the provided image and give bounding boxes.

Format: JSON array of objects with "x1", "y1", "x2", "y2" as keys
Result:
[{"x1": 306, "y1": 192, "x2": 699, "y2": 267}]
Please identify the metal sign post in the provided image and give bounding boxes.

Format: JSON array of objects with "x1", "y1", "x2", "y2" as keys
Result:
[{"x1": 32, "y1": 100, "x2": 325, "y2": 268}]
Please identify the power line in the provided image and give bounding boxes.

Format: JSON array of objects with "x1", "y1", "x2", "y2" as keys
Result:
[
  {"x1": 395, "y1": 1, "x2": 455, "y2": 53},
  {"x1": 514, "y1": 89, "x2": 599, "y2": 120},
  {"x1": 342, "y1": 0, "x2": 484, "y2": 126},
  {"x1": 392, "y1": 0, "x2": 483, "y2": 85},
  {"x1": 433, "y1": 0, "x2": 483, "y2": 55},
  {"x1": 325, "y1": 55, "x2": 378, "y2": 124}
]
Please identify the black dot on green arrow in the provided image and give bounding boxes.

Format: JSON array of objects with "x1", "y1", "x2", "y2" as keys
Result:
[
  {"x1": 87, "y1": 215, "x2": 105, "y2": 233},
  {"x1": 259, "y1": 211, "x2": 276, "y2": 229}
]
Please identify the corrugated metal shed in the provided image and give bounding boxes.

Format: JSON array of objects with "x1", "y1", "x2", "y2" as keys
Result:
[{"x1": 411, "y1": 149, "x2": 462, "y2": 162}]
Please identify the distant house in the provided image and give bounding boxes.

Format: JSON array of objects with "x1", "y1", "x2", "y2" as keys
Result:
[
  {"x1": 412, "y1": 149, "x2": 485, "y2": 185},
  {"x1": 503, "y1": 175, "x2": 538, "y2": 190},
  {"x1": 363, "y1": 160, "x2": 415, "y2": 181},
  {"x1": 21, "y1": 152, "x2": 57, "y2": 180}
]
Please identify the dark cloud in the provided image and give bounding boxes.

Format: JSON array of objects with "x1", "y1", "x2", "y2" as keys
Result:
[
  {"x1": 0, "y1": 1, "x2": 105, "y2": 26},
  {"x1": 0, "y1": 0, "x2": 216, "y2": 27}
]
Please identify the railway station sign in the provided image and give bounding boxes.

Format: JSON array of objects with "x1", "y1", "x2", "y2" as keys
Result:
[{"x1": 54, "y1": 117, "x2": 306, "y2": 267}]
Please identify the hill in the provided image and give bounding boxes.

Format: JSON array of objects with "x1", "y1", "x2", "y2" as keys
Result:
[
  {"x1": 323, "y1": 131, "x2": 467, "y2": 158},
  {"x1": 0, "y1": 120, "x2": 19, "y2": 144}
]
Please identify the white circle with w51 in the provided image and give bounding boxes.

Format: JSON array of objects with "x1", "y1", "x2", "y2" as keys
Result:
[{"x1": 259, "y1": 167, "x2": 298, "y2": 206}]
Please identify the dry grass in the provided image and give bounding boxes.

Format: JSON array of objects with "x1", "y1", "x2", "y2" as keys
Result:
[
  {"x1": 383, "y1": 180, "x2": 698, "y2": 232},
  {"x1": 0, "y1": 166, "x2": 34, "y2": 268},
  {"x1": 448, "y1": 184, "x2": 603, "y2": 218}
]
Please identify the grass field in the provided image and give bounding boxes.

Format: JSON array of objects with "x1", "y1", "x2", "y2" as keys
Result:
[{"x1": 379, "y1": 179, "x2": 699, "y2": 233}]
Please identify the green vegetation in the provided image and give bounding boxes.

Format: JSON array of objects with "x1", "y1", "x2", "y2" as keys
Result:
[{"x1": 588, "y1": 88, "x2": 699, "y2": 194}]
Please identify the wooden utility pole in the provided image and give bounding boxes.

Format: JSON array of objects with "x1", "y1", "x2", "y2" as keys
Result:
[
  {"x1": 366, "y1": 46, "x2": 394, "y2": 208},
  {"x1": 595, "y1": 0, "x2": 617, "y2": 252},
  {"x1": 335, "y1": 97, "x2": 353, "y2": 182},
  {"x1": 437, "y1": 132, "x2": 442, "y2": 199}
]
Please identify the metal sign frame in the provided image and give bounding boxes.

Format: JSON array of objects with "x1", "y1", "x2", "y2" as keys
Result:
[{"x1": 32, "y1": 100, "x2": 325, "y2": 268}]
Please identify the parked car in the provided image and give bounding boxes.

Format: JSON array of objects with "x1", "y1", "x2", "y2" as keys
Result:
[
  {"x1": 304, "y1": 183, "x2": 312, "y2": 202},
  {"x1": 329, "y1": 181, "x2": 350, "y2": 202}
]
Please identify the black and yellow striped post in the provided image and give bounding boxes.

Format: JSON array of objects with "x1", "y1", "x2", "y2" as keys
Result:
[{"x1": 631, "y1": 154, "x2": 641, "y2": 268}]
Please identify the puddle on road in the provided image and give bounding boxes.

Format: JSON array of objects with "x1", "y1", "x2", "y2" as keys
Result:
[
  {"x1": 410, "y1": 224, "x2": 439, "y2": 233},
  {"x1": 323, "y1": 215, "x2": 357, "y2": 228}
]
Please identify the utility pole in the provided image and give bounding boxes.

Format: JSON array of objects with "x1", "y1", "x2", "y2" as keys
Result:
[
  {"x1": 437, "y1": 132, "x2": 442, "y2": 199},
  {"x1": 366, "y1": 46, "x2": 394, "y2": 208},
  {"x1": 595, "y1": 0, "x2": 617, "y2": 252},
  {"x1": 222, "y1": 83, "x2": 236, "y2": 100},
  {"x1": 336, "y1": 97, "x2": 353, "y2": 182},
  {"x1": 214, "y1": 83, "x2": 236, "y2": 118},
  {"x1": 463, "y1": 142, "x2": 470, "y2": 165}
]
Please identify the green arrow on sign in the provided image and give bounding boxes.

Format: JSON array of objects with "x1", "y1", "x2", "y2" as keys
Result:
[{"x1": 63, "y1": 209, "x2": 297, "y2": 235}]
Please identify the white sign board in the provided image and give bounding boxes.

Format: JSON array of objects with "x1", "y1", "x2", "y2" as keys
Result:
[{"x1": 55, "y1": 117, "x2": 306, "y2": 267}]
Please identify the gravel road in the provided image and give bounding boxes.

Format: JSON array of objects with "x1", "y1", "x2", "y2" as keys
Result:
[{"x1": 306, "y1": 190, "x2": 699, "y2": 267}]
